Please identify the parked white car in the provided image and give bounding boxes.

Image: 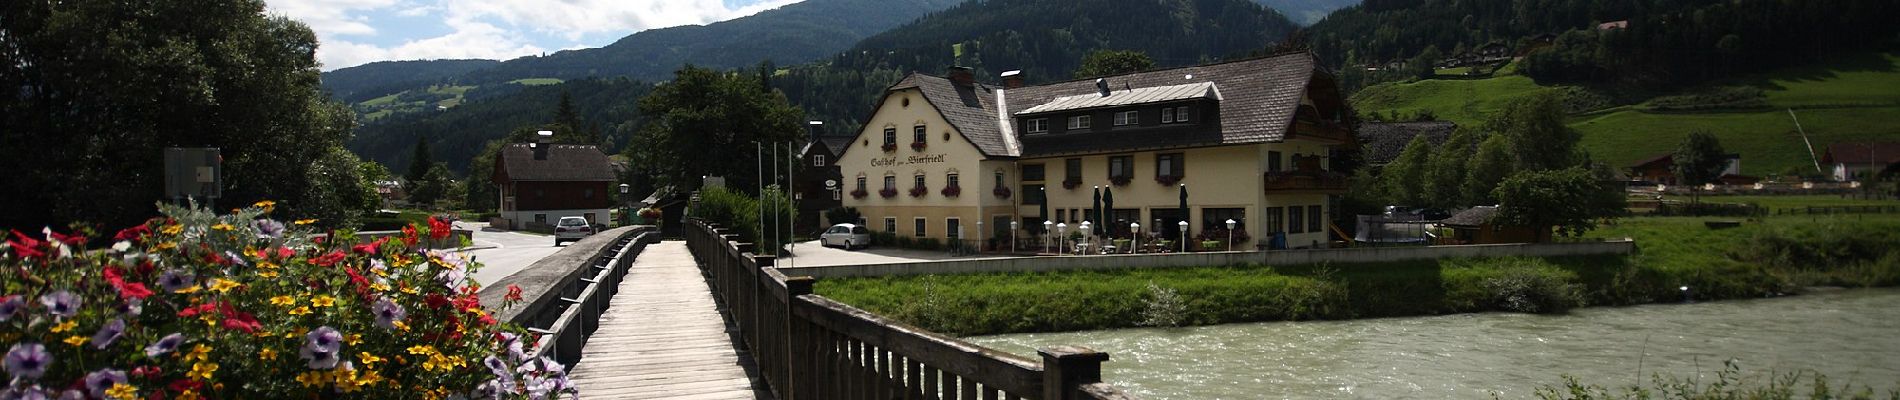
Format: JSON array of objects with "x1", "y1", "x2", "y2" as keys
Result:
[
  {"x1": 553, "y1": 216, "x2": 594, "y2": 246},
  {"x1": 819, "y1": 223, "x2": 871, "y2": 250}
]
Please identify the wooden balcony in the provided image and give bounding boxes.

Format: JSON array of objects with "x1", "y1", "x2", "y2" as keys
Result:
[
  {"x1": 1291, "y1": 120, "x2": 1352, "y2": 144},
  {"x1": 1263, "y1": 170, "x2": 1349, "y2": 194}
]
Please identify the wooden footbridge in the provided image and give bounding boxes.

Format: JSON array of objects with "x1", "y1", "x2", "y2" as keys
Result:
[{"x1": 480, "y1": 223, "x2": 1136, "y2": 400}]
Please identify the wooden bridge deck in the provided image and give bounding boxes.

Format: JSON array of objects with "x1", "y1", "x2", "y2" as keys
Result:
[{"x1": 568, "y1": 241, "x2": 768, "y2": 400}]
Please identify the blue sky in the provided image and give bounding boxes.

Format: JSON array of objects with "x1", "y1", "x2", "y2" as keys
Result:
[{"x1": 265, "y1": 0, "x2": 807, "y2": 71}]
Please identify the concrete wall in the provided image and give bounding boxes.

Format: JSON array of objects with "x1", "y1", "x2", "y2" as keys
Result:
[{"x1": 781, "y1": 239, "x2": 1635, "y2": 279}]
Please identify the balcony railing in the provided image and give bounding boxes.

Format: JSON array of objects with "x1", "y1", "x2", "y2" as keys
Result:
[
  {"x1": 1263, "y1": 170, "x2": 1349, "y2": 193},
  {"x1": 1292, "y1": 120, "x2": 1351, "y2": 143}
]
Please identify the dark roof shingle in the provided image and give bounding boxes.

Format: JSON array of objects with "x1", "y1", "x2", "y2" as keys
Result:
[
  {"x1": 496, "y1": 144, "x2": 615, "y2": 182},
  {"x1": 1442, "y1": 206, "x2": 1498, "y2": 227},
  {"x1": 1822, "y1": 142, "x2": 1900, "y2": 165}
]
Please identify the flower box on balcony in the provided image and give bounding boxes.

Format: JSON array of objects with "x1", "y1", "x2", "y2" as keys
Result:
[
  {"x1": 911, "y1": 142, "x2": 927, "y2": 151},
  {"x1": 1155, "y1": 175, "x2": 1182, "y2": 186},
  {"x1": 1062, "y1": 179, "x2": 1082, "y2": 190},
  {"x1": 1108, "y1": 175, "x2": 1133, "y2": 186},
  {"x1": 940, "y1": 185, "x2": 961, "y2": 197},
  {"x1": 850, "y1": 188, "x2": 868, "y2": 199},
  {"x1": 908, "y1": 186, "x2": 929, "y2": 198},
  {"x1": 992, "y1": 186, "x2": 1012, "y2": 199},
  {"x1": 878, "y1": 188, "x2": 898, "y2": 198},
  {"x1": 881, "y1": 143, "x2": 898, "y2": 152}
]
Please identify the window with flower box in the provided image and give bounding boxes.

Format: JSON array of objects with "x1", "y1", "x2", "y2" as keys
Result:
[
  {"x1": 1108, "y1": 155, "x2": 1133, "y2": 183},
  {"x1": 1155, "y1": 153, "x2": 1184, "y2": 184}
]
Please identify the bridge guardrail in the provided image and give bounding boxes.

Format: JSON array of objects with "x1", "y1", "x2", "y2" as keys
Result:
[
  {"x1": 479, "y1": 225, "x2": 657, "y2": 367},
  {"x1": 688, "y1": 219, "x2": 1137, "y2": 400}
]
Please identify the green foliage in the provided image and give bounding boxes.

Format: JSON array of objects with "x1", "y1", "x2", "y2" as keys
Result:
[
  {"x1": 628, "y1": 66, "x2": 803, "y2": 193},
  {"x1": 1494, "y1": 167, "x2": 1621, "y2": 238},
  {"x1": 1463, "y1": 135, "x2": 1516, "y2": 206},
  {"x1": 1424, "y1": 129, "x2": 1478, "y2": 208},
  {"x1": 1138, "y1": 281, "x2": 1187, "y2": 327},
  {"x1": 349, "y1": 77, "x2": 655, "y2": 175},
  {"x1": 405, "y1": 136, "x2": 434, "y2": 185},
  {"x1": 319, "y1": 59, "x2": 499, "y2": 103},
  {"x1": 1486, "y1": 91, "x2": 1582, "y2": 172},
  {"x1": 691, "y1": 185, "x2": 796, "y2": 255},
  {"x1": 1073, "y1": 50, "x2": 1157, "y2": 79},
  {"x1": 1379, "y1": 135, "x2": 1433, "y2": 206},
  {"x1": 1535, "y1": 360, "x2": 1899, "y2": 400},
  {"x1": 407, "y1": 163, "x2": 454, "y2": 207},
  {"x1": 1672, "y1": 131, "x2": 1728, "y2": 188}
]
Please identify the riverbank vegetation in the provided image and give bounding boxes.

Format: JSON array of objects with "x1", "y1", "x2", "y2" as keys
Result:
[
  {"x1": 816, "y1": 214, "x2": 1900, "y2": 336},
  {"x1": 1534, "y1": 359, "x2": 1900, "y2": 400}
]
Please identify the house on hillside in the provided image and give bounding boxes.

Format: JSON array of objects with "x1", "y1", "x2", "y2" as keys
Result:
[
  {"x1": 795, "y1": 131, "x2": 855, "y2": 233},
  {"x1": 1597, "y1": 20, "x2": 1629, "y2": 31},
  {"x1": 834, "y1": 52, "x2": 1356, "y2": 250},
  {"x1": 1627, "y1": 152, "x2": 1753, "y2": 186},
  {"x1": 1357, "y1": 121, "x2": 1458, "y2": 170},
  {"x1": 491, "y1": 133, "x2": 616, "y2": 231},
  {"x1": 1822, "y1": 142, "x2": 1900, "y2": 181},
  {"x1": 1441, "y1": 206, "x2": 1545, "y2": 244}
]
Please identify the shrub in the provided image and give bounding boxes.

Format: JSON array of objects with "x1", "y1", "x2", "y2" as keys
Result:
[
  {"x1": 1138, "y1": 282, "x2": 1186, "y2": 327},
  {"x1": 0, "y1": 202, "x2": 568, "y2": 399}
]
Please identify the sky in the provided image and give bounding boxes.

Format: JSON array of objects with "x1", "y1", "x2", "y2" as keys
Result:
[{"x1": 265, "y1": 0, "x2": 806, "y2": 71}]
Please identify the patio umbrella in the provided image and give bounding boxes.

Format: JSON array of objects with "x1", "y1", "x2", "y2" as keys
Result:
[
  {"x1": 1038, "y1": 187, "x2": 1049, "y2": 232},
  {"x1": 1090, "y1": 186, "x2": 1102, "y2": 231},
  {"x1": 1178, "y1": 183, "x2": 1189, "y2": 237},
  {"x1": 1101, "y1": 185, "x2": 1115, "y2": 237}
]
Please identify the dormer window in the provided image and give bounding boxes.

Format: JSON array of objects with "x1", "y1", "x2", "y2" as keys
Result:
[
  {"x1": 1113, "y1": 110, "x2": 1138, "y2": 126},
  {"x1": 1162, "y1": 107, "x2": 1175, "y2": 123},
  {"x1": 1174, "y1": 106, "x2": 1191, "y2": 123},
  {"x1": 1068, "y1": 115, "x2": 1091, "y2": 130},
  {"x1": 1026, "y1": 118, "x2": 1048, "y2": 134}
]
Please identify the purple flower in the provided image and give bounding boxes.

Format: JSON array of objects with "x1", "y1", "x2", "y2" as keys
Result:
[
  {"x1": 300, "y1": 326, "x2": 343, "y2": 370},
  {"x1": 158, "y1": 269, "x2": 194, "y2": 292},
  {"x1": 498, "y1": 332, "x2": 526, "y2": 363},
  {"x1": 4, "y1": 343, "x2": 52, "y2": 380},
  {"x1": 92, "y1": 318, "x2": 126, "y2": 349},
  {"x1": 84, "y1": 369, "x2": 126, "y2": 398},
  {"x1": 372, "y1": 298, "x2": 405, "y2": 330},
  {"x1": 118, "y1": 299, "x2": 142, "y2": 317},
  {"x1": 38, "y1": 290, "x2": 79, "y2": 317},
  {"x1": 0, "y1": 386, "x2": 49, "y2": 400},
  {"x1": 254, "y1": 219, "x2": 286, "y2": 239},
  {"x1": 0, "y1": 295, "x2": 22, "y2": 322},
  {"x1": 144, "y1": 333, "x2": 184, "y2": 357},
  {"x1": 223, "y1": 251, "x2": 248, "y2": 267}
]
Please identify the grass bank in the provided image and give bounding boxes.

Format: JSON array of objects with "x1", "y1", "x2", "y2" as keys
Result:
[{"x1": 816, "y1": 215, "x2": 1900, "y2": 336}]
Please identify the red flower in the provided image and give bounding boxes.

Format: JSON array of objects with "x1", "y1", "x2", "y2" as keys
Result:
[
  {"x1": 275, "y1": 247, "x2": 295, "y2": 260},
  {"x1": 454, "y1": 294, "x2": 481, "y2": 313},
  {"x1": 133, "y1": 366, "x2": 162, "y2": 380},
  {"x1": 222, "y1": 311, "x2": 262, "y2": 333},
  {"x1": 478, "y1": 313, "x2": 497, "y2": 326},
  {"x1": 505, "y1": 285, "x2": 523, "y2": 302},
  {"x1": 352, "y1": 237, "x2": 388, "y2": 255},
  {"x1": 7, "y1": 229, "x2": 46, "y2": 259},
  {"x1": 309, "y1": 250, "x2": 346, "y2": 267},
  {"x1": 428, "y1": 217, "x2": 452, "y2": 240},
  {"x1": 344, "y1": 267, "x2": 371, "y2": 294},
  {"x1": 48, "y1": 230, "x2": 86, "y2": 247},
  {"x1": 177, "y1": 302, "x2": 221, "y2": 318},
  {"x1": 114, "y1": 225, "x2": 152, "y2": 242},
  {"x1": 169, "y1": 379, "x2": 203, "y2": 393},
  {"x1": 103, "y1": 267, "x2": 155, "y2": 300},
  {"x1": 425, "y1": 293, "x2": 450, "y2": 309},
  {"x1": 400, "y1": 225, "x2": 420, "y2": 247}
]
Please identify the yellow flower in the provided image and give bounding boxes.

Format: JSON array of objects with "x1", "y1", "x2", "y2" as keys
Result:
[
  {"x1": 186, "y1": 344, "x2": 211, "y2": 362},
  {"x1": 358, "y1": 352, "x2": 384, "y2": 366},
  {"x1": 259, "y1": 348, "x2": 278, "y2": 361},
  {"x1": 392, "y1": 321, "x2": 410, "y2": 332},
  {"x1": 257, "y1": 260, "x2": 280, "y2": 270},
  {"x1": 174, "y1": 285, "x2": 201, "y2": 294},
  {"x1": 161, "y1": 224, "x2": 184, "y2": 235},
  {"x1": 211, "y1": 223, "x2": 236, "y2": 231},
  {"x1": 49, "y1": 320, "x2": 77, "y2": 333},
  {"x1": 187, "y1": 361, "x2": 218, "y2": 380},
  {"x1": 346, "y1": 334, "x2": 362, "y2": 346},
  {"x1": 355, "y1": 369, "x2": 385, "y2": 387},
  {"x1": 252, "y1": 200, "x2": 276, "y2": 211},
  {"x1": 270, "y1": 295, "x2": 296, "y2": 306},
  {"x1": 257, "y1": 270, "x2": 279, "y2": 279},
  {"x1": 294, "y1": 219, "x2": 318, "y2": 226},
  {"x1": 175, "y1": 390, "x2": 201, "y2": 400},
  {"x1": 209, "y1": 278, "x2": 240, "y2": 293},
  {"x1": 311, "y1": 295, "x2": 336, "y2": 308},
  {"x1": 63, "y1": 335, "x2": 88, "y2": 347},
  {"x1": 155, "y1": 241, "x2": 178, "y2": 251},
  {"x1": 105, "y1": 383, "x2": 137, "y2": 399},
  {"x1": 369, "y1": 283, "x2": 391, "y2": 292},
  {"x1": 297, "y1": 371, "x2": 328, "y2": 388},
  {"x1": 398, "y1": 285, "x2": 419, "y2": 295},
  {"x1": 288, "y1": 306, "x2": 312, "y2": 316},
  {"x1": 405, "y1": 345, "x2": 435, "y2": 356}
]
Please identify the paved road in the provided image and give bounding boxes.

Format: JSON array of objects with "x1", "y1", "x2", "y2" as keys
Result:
[{"x1": 459, "y1": 222, "x2": 568, "y2": 287}]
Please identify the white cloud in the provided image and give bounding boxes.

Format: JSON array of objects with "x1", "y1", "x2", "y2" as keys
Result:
[{"x1": 267, "y1": 0, "x2": 805, "y2": 70}]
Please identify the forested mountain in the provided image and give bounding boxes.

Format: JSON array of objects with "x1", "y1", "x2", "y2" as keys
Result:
[
  {"x1": 320, "y1": 59, "x2": 499, "y2": 103},
  {"x1": 456, "y1": 0, "x2": 965, "y2": 84},
  {"x1": 1307, "y1": 0, "x2": 1900, "y2": 91},
  {"x1": 347, "y1": 78, "x2": 654, "y2": 175},
  {"x1": 776, "y1": 0, "x2": 1301, "y2": 135},
  {"x1": 1253, "y1": 0, "x2": 1360, "y2": 25}
]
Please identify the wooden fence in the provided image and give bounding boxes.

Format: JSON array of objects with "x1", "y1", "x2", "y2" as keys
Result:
[
  {"x1": 687, "y1": 219, "x2": 1137, "y2": 400},
  {"x1": 480, "y1": 226, "x2": 655, "y2": 367}
]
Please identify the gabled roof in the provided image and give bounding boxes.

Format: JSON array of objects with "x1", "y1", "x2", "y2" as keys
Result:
[
  {"x1": 1358, "y1": 121, "x2": 1457, "y2": 165},
  {"x1": 1629, "y1": 153, "x2": 1675, "y2": 169},
  {"x1": 495, "y1": 144, "x2": 615, "y2": 182},
  {"x1": 883, "y1": 73, "x2": 1017, "y2": 157},
  {"x1": 1017, "y1": 82, "x2": 1221, "y2": 115},
  {"x1": 1442, "y1": 206, "x2": 1498, "y2": 227},
  {"x1": 1821, "y1": 142, "x2": 1900, "y2": 165},
  {"x1": 798, "y1": 135, "x2": 854, "y2": 157}
]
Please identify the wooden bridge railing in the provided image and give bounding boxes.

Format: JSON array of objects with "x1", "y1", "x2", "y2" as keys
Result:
[
  {"x1": 479, "y1": 226, "x2": 656, "y2": 367},
  {"x1": 687, "y1": 219, "x2": 1138, "y2": 400}
]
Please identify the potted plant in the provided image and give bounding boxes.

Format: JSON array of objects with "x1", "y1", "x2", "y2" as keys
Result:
[
  {"x1": 992, "y1": 186, "x2": 1012, "y2": 199},
  {"x1": 1062, "y1": 178, "x2": 1082, "y2": 190},
  {"x1": 911, "y1": 141, "x2": 927, "y2": 151},
  {"x1": 878, "y1": 188, "x2": 898, "y2": 198},
  {"x1": 850, "y1": 188, "x2": 868, "y2": 199},
  {"x1": 881, "y1": 143, "x2": 898, "y2": 152},
  {"x1": 940, "y1": 185, "x2": 962, "y2": 197},
  {"x1": 1109, "y1": 175, "x2": 1133, "y2": 186},
  {"x1": 908, "y1": 186, "x2": 928, "y2": 197}
]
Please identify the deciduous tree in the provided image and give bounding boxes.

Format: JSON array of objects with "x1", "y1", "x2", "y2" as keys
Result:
[
  {"x1": 1463, "y1": 135, "x2": 1515, "y2": 206},
  {"x1": 1424, "y1": 129, "x2": 1478, "y2": 208},
  {"x1": 627, "y1": 65, "x2": 803, "y2": 194},
  {"x1": 1672, "y1": 131, "x2": 1727, "y2": 205},
  {"x1": 1493, "y1": 167, "x2": 1622, "y2": 240},
  {"x1": 1073, "y1": 50, "x2": 1157, "y2": 79},
  {"x1": 1380, "y1": 135, "x2": 1433, "y2": 206}
]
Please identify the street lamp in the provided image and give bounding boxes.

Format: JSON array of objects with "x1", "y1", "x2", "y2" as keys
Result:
[
  {"x1": 1079, "y1": 221, "x2": 1092, "y2": 255},
  {"x1": 1177, "y1": 220, "x2": 1188, "y2": 253},
  {"x1": 1225, "y1": 219, "x2": 1236, "y2": 252},
  {"x1": 1010, "y1": 220, "x2": 1019, "y2": 254},
  {"x1": 1043, "y1": 220, "x2": 1054, "y2": 254},
  {"x1": 976, "y1": 220, "x2": 984, "y2": 253},
  {"x1": 1056, "y1": 223, "x2": 1068, "y2": 255},
  {"x1": 1129, "y1": 222, "x2": 1140, "y2": 254},
  {"x1": 618, "y1": 183, "x2": 630, "y2": 226}
]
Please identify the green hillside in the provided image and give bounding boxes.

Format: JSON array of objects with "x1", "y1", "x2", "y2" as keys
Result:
[{"x1": 1350, "y1": 52, "x2": 1900, "y2": 176}]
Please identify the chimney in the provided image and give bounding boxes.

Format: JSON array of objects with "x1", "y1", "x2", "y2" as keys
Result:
[
  {"x1": 1095, "y1": 78, "x2": 1111, "y2": 97},
  {"x1": 533, "y1": 130, "x2": 552, "y2": 160},
  {"x1": 1001, "y1": 70, "x2": 1024, "y2": 89},
  {"x1": 947, "y1": 66, "x2": 975, "y2": 87}
]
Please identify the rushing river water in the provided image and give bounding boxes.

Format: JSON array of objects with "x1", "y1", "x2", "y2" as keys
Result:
[{"x1": 968, "y1": 288, "x2": 1900, "y2": 399}]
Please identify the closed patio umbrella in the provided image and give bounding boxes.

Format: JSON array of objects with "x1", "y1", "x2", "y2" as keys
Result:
[
  {"x1": 1101, "y1": 185, "x2": 1115, "y2": 237},
  {"x1": 1178, "y1": 183, "x2": 1189, "y2": 237}
]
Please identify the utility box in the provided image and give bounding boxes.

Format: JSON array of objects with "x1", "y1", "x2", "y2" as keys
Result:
[{"x1": 164, "y1": 147, "x2": 221, "y2": 201}]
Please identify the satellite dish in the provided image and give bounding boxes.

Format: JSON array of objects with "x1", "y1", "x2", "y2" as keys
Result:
[{"x1": 825, "y1": 179, "x2": 837, "y2": 188}]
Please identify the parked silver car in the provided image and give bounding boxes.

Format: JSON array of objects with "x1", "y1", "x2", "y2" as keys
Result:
[
  {"x1": 554, "y1": 216, "x2": 594, "y2": 246},
  {"x1": 819, "y1": 223, "x2": 871, "y2": 250}
]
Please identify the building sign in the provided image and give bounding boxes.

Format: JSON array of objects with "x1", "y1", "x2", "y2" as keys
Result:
[{"x1": 870, "y1": 154, "x2": 948, "y2": 167}]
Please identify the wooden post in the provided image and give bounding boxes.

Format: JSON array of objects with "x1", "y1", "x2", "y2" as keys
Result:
[
  {"x1": 785, "y1": 276, "x2": 814, "y2": 399},
  {"x1": 1039, "y1": 345, "x2": 1108, "y2": 400}
]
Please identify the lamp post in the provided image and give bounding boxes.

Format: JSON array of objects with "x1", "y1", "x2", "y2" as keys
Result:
[
  {"x1": 976, "y1": 220, "x2": 984, "y2": 253},
  {"x1": 1010, "y1": 220, "x2": 1018, "y2": 254},
  {"x1": 1225, "y1": 219, "x2": 1236, "y2": 252},
  {"x1": 1178, "y1": 220, "x2": 1188, "y2": 253},
  {"x1": 1080, "y1": 221, "x2": 1092, "y2": 255},
  {"x1": 1056, "y1": 223, "x2": 1067, "y2": 256},
  {"x1": 618, "y1": 183, "x2": 630, "y2": 226},
  {"x1": 1043, "y1": 220, "x2": 1054, "y2": 254},
  {"x1": 1130, "y1": 222, "x2": 1140, "y2": 254}
]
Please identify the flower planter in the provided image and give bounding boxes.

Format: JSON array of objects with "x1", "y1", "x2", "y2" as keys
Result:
[
  {"x1": 1155, "y1": 175, "x2": 1182, "y2": 186},
  {"x1": 911, "y1": 142, "x2": 927, "y2": 151},
  {"x1": 850, "y1": 189, "x2": 868, "y2": 199},
  {"x1": 1109, "y1": 175, "x2": 1132, "y2": 186},
  {"x1": 940, "y1": 186, "x2": 961, "y2": 197},
  {"x1": 908, "y1": 186, "x2": 928, "y2": 198},
  {"x1": 881, "y1": 143, "x2": 897, "y2": 152},
  {"x1": 878, "y1": 188, "x2": 898, "y2": 198},
  {"x1": 1062, "y1": 179, "x2": 1082, "y2": 190},
  {"x1": 992, "y1": 187, "x2": 1012, "y2": 199}
]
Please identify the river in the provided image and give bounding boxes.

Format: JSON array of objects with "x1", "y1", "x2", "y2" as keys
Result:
[{"x1": 968, "y1": 288, "x2": 1900, "y2": 399}]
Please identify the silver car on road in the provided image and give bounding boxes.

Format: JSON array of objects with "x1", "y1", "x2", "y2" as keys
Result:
[{"x1": 819, "y1": 223, "x2": 871, "y2": 250}]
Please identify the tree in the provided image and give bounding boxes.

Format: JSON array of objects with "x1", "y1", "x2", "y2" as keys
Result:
[
  {"x1": 1485, "y1": 91, "x2": 1581, "y2": 171},
  {"x1": 1493, "y1": 167, "x2": 1623, "y2": 241},
  {"x1": 1380, "y1": 135, "x2": 1433, "y2": 206},
  {"x1": 1463, "y1": 135, "x2": 1515, "y2": 206},
  {"x1": 1672, "y1": 131, "x2": 1727, "y2": 205},
  {"x1": 408, "y1": 163, "x2": 454, "y2": 208},
  {"x1": 406, "y1": 136, "x2": 434, "y2": 186},
  {"x1": 1073, "y1": 50, "x2": 1156, "y2": 79},
  {"x1": 627, "y1": 65, "x2": 803, "y2": 194},
  {"x1": 1424, "y1": 129, "x2": 1478, "y2": 208},
  {"x1": 1407, "y1": 45, "x2": 1443, "y2": 80},
  {"x1": 0, "y1": 1, "x2": 364, "y2": 229}
]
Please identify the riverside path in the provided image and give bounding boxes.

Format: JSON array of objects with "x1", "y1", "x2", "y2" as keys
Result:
[{"x1": 567, "y1": 241, "x2": 770, "y2": 400}]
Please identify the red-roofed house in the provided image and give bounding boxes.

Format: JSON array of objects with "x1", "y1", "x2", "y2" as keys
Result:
[
  {"x1": 491, "y1": 138, "x2": 617, "y2": 230},
  {"x1": 1823, "y1": 142, "x2": 1900, "y2": 181},
  {"x1": 1628, "y1": 152, "x2": 1745, "y2": 185}
]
